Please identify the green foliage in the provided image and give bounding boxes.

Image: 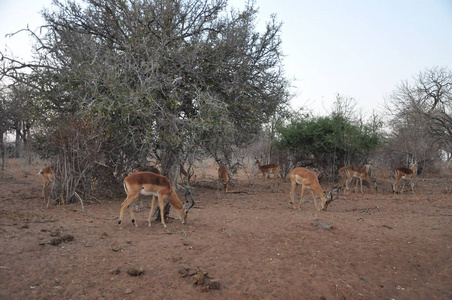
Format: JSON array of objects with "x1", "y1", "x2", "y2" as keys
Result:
[{"x1": 276, "y1": 114, "x2": 383, "y2": 173}]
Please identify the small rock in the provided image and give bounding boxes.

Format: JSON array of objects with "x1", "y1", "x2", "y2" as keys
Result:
[
  {"x1": 110, "y1": 268, "x2": 121, "y2": 275},
  {"x1": 61, "y1": 234, "x2": 74, "y2": 242},
  {"x1": 208, "y1": 281, "x2": 221, "y2": 290},
  {"x1": 111, "y1": 245, "x2": 122, "y2": 252},
  {"x1": 19, "y1": 224, "x2": 29, "y2": 229},
  {"x1": 191, "y1": 272, "x2": 205, "y2": 285},
  {"x1": 127, "y1": 267, "x2": 144, "y2": 276},
  {"x1": 312, "y1": 221, "x2": 334, "y2": 230},
  {"x1": 201, "y1": 286, "x2": 209, "y2": 293},
  {"x1": 124, "y1": 288, "x2": 133, "y2": 294},
  {"x1": 49, "y1": 238, "x2": 62, "y2": 245},
  {"x1": 178, "y1": 267, "x2": 189, "y2": 277}
]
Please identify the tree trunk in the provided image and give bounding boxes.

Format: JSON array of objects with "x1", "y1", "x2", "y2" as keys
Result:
[
  {"x1": 14, "y1": 128, "x2": 21, "y2": 158},
  {"x1": 159, "y1": 149, "x2": 181, "y2": 186},
  {"x1": 0, "y1": 131, "x2": 4, "y2": 171},
  {"x1": 154, "y1": 149, "x2": 181, "y2": 222},
  {"x1": 152, "y1": 201, "x2": 171, "y2": 222}
]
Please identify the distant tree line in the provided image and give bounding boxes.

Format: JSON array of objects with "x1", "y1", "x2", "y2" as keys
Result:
[{"x1": 271, "y1": 67, "x2": 452, "y2": 179}]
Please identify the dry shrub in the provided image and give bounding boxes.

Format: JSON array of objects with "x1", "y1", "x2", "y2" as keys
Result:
[{"x1": 48, "y1": 117, "x2": 111, "y2": 205}]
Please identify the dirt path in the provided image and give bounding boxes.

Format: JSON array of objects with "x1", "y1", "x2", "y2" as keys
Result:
[{"x1": 1, "y1": 159, "x2": 451, "y2": 299}]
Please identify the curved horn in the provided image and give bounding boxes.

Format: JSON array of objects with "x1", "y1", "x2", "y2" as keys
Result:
[
  {"x1": 184, "y1": 188, "x2": 195, "y2": 209},
  {"x1": 326, "y1": 186, "x2": 341, "y2": 204}
]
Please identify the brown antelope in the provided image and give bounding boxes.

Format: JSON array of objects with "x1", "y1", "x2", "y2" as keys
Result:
[
  {"x1": 38, "y1": 167, "x2": 57, "y2": 199},
  {"x1": 218, "y1": 165, "x2": 230, "y2": 193},
  {"x1": 255, "y1": 158, "x2": 280, "y2": 179},
  {"x1": 180, "y1": 164, "x2": 188, "y2": 181},
  {"x1": 289, "y1": 167, "x2": 340, "y2": 211},
  {"x1": 118, "y1": 172, "x2": 195, "y2": 228},
  {"x1": 134, "y1": 166, "x2": 160, "y2": 209},
  {"x1": 180, "y1": 164, "x2": 196, "y2": 184},
  {"x1": 392, "y1": 163, "x2": 417, "y2": 194},
  {"x1": 137, "y1": 166, "x2": 160, "y2": 174},
  {"x1": 339, "y1": 165, "x2": 376, "y2": 194}
]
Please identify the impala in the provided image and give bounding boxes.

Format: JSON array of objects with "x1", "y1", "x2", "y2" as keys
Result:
[
  {"x1": 392, "y1": 163, "x2": 417, "y2": 194},
  {"x1": 180, "y1": 164, "x2": 196, "y2": 184},
  {"x1": 38, "y1": 166, "x2": 57, "y2": 199},
  {"x1": 255, "y1": 158, "x2": 280, "y2": 179},
  {"x1": 218, "y1": 165, "x2": 230, "y2": 193},
  {"x1": 289, "y1": 167, "x2": 340, "y2": 211},
  {"x1": 137, "y1": 166, "x2": 160, "y2": 174},
  {"x1": 118, "y1": 172, "x2": 195, "y2": 228},
  {"x1": 339, "y1": 165, "x2": 377, "y2": 194},
  {"x1": 179, "y1": 164, "x2": 188, "y2": 181}
]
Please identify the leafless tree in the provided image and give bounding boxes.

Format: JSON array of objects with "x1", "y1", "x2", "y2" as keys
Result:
[{"x1": 386, "y1": 67, "x2": 451, "y2": 170}]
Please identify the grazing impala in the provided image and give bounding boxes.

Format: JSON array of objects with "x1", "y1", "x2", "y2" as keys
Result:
[
  {"x1": 392, "y1": 163, "x2": 417, "y2": 194},
  {"x1": 118, "y1": 172, "x2": 195, "y2": 228},
  {"x1": 289, "y1": 167, "x2": 340, "y2": 211},
  {"x1": 218, "y1": 165, "x2": 230, "y2": 193},
  {"x1": 255, "y1": 158, "x2": 280, "y2": 179},
  {"x1": 38, "y1": 166, "x2": 57, "y2": 199},
  {"x1": 339, "y1": 165, "x2": 377, "y2": 194}
]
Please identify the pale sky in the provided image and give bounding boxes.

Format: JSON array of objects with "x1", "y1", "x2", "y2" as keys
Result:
[{"x1": 2, "y1": 0, "x2": 452, "y2": 116}]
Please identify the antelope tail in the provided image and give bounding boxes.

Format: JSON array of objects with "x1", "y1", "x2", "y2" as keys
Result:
[{"x1": 123, "y1": 181, "x2": 129, "y2": 194}]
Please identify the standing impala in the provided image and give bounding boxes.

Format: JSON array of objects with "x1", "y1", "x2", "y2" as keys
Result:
[
  {"x1": 218, "y1": 165, "x2": 230, "y2": 193},
  {"x1": 289, "y1": 167, "x2": 340, "y2": 211},
  {"x1": 338, "y1": 164, "x2": 376, "y2": 194},
  {"x1": 392, "y1": 163, "x2": 417, "y2": 194},
  {"x1": 255, "y1": 158, "x2": 280, "y2": 179},
  {"x1": 118, "y1": 172, "x2": 195, "y2": 228},
  {"x1": 38, "y1": 166, "x2": 57, "y2": 199}
]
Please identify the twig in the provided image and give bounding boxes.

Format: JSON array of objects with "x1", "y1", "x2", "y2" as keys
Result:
[
  {"x1": 160, "y1": 229, "x2": 187, "y2": 239},
  {"x1": 73, "y1": 191, "x2": 84, "y2": 211},
  {"x1": 224, "y1": 190, "x2": 251, "y2": 194},
  {"x1": 23, "y1": 219, "x2": 57, "y2": 224},
  {"x1": 338, "y1": 278, "x2": 364, "y2": 296}
]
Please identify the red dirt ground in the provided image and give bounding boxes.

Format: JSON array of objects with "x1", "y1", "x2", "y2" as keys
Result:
[{"x1": 1, "y1": 158, "x2": 451, "y2": 299}]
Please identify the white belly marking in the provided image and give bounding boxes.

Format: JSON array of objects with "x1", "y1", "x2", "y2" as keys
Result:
[{"x1": 140, "y1": 189, "x2": 158, "y2": 196}]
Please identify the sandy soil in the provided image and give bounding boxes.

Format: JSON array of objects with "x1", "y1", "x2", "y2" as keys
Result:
[{"x1": 1, "y1": 158, "x2": 451, "y2": 299}]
